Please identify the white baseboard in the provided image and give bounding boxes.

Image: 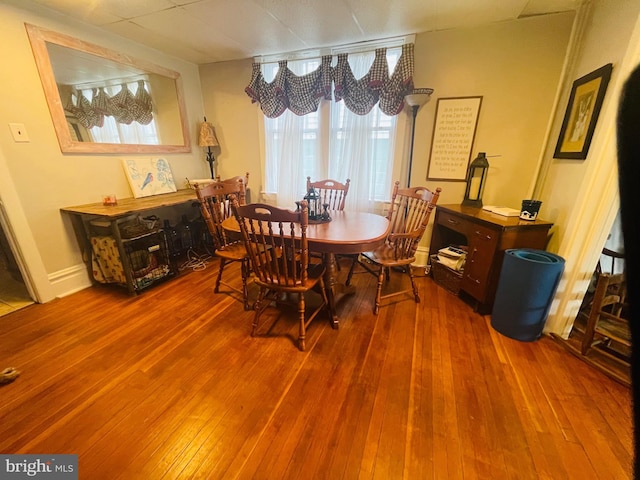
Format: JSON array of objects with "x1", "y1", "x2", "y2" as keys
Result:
[
  {"x1": 412, "y1": 246, "x2": 430, "y2": 267},
  {"x1": 48, "y1": 263, "x2": 92, "y2": 298}
]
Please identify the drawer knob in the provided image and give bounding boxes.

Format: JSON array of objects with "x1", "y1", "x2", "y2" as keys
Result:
[
  {"x1": 474, "y1": 230, "x2": 492, "y2": 240},
  {"x1": 466, "y1": 275, "x2": 481, "y2": 285}
]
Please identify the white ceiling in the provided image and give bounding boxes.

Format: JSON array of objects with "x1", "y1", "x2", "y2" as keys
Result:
[{"x1": 18, "y1": 0, "x2": 581, "y2": 64}]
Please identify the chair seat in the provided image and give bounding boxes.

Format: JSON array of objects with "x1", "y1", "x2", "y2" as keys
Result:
[
  {"x1": 253, "y1": 264, "x2": 325, "y2": 292},
  {"x1": 595, "y1": 313, "x2": 631, "y2": 346},
  {"x1": 362, "y1": 244, "x2": 416, "y2": 267},
  {"x1": 215, "y1": 241, "x2": 248, "y2": 261}
]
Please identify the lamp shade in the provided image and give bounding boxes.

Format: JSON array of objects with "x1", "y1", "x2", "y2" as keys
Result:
[
  {"x1": 405, "y1": 87, "x2": 434, "y2": 108},
  {"x1": 198, "y1": 120, "x2": 219, "y2": 147}
]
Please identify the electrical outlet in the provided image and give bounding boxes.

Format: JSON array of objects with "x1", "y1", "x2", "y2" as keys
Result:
[{"x1": 9, "y1": 123, "x2": 30, "y2": 142}]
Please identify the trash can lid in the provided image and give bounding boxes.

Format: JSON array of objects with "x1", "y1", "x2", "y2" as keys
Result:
[{"x1": 506, "y1": 249, "x2": 564, "y2": 264}]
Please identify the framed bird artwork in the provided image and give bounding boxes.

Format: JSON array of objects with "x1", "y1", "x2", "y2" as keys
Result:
[{"x1": 122, "y1": 158, "x2": 177, "y2": 198}]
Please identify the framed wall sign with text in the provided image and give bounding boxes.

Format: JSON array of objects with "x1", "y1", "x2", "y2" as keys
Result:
[{"x1": 427, "y1": 96, "x2": 482, "y2": 181}]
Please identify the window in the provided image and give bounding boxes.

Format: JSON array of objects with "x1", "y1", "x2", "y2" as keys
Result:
[{"x1": 262, "y1": 48, "x2": 402, "y2": 212}]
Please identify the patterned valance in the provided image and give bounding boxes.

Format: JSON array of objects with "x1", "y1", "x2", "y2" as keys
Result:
[
  {"x1": 245, "y1": 44, "x2": 415, "y2": 117},
  {"x1": 65, "y1": 80, "x2": 154, "y2": 129}
]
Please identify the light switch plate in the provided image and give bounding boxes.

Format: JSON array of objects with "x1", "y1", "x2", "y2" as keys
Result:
[{"x1": 9, "y1": 123, "x2": 30, "y2": 142}]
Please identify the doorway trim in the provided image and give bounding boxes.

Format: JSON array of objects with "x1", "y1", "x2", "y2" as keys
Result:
[{"x1": 0, "y1": 148, "x2": 55, "y2": 303}]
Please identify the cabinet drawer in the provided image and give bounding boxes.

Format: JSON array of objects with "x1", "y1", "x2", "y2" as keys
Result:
[
  {"x1": 462, "y1": 224, "x2": 499, "y2": 301},
  {"x1": 468, "y1": 224, "x2": 498, "y2": 244},
  {"x1": 437, "y1": 211, "x2": 468, "y2": 235}
]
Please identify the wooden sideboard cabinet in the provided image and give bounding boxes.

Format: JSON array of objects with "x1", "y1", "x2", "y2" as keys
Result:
[
  {"x1": 429, "y1": 204, "x2": 553, "y2": 313},
  {"x1": 61, "y1": 189, "x2": 197, "y2": 295}
]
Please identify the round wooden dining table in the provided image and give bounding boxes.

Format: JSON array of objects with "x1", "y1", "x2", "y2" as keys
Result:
[{"x1": 222, "y1": 210, "x2": 390, "y2": 327}]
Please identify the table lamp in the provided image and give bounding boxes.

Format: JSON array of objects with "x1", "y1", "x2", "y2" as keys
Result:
[{"x1": 198, "y1": 117, "x2": 220, "y2": 179}]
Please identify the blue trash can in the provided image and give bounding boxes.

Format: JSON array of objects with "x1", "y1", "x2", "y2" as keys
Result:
[{"x1": 491, "y1": 249, "x2": 565, "y2": 341}]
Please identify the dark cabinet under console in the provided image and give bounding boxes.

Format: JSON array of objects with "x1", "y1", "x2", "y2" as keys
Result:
[{"x1": 429, "y1": 204, "x2": 553, "y2": 314}]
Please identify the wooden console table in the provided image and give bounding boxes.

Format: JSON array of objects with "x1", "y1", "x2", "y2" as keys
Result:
[
  {"x1": 61, "y1": 190, "x2": 197, "y2": 294},
  {"x1": 429, "y1": 204, "x2": 553, "y2": 313}
]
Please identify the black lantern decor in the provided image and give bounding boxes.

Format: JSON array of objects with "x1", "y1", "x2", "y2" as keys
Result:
[
  {"x1": 302, "y1": 187, "x2": 331, "y2": 223},
  {"x1": 304, "y1": 187, "x2": 321, "y2": 220},
  {"x1": 462, "y1": 152, "x2": 489, "y2": 208}
]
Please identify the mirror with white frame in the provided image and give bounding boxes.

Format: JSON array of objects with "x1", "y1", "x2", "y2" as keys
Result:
[{"x1": 25, "y1": 23, "x2": 191, "y2": 154}]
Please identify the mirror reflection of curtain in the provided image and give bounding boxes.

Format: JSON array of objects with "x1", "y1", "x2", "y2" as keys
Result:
[{"x1": 85, "y1": 81, "x2": 159, "y2": 144}]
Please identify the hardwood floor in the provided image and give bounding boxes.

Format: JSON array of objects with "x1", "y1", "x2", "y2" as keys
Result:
[{"x1": 0, "y1": 259, "x2": 633, "y2": 479}]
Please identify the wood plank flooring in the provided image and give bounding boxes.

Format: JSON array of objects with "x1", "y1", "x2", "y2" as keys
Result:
[{"x1": 0, "y1": 259, "x2": 633, "y2": 479}]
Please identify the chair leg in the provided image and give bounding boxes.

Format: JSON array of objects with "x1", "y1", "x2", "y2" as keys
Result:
[
  {"x1": 241, "y1": 258, "x2": 250, "y2": 310},
  {"x1": 298, "y1": 292, "x2": 306, "y2": 351},
  {"x1": 581, "y1": 292, "x2": 602, "y2": 355},
  {"x1": 252, "y1": 287, "x2": 268, "y2": 337},
  {"x1": 408, "y1": 265, "x2": 420, "y2": 303},
  {"x1": 346, "y1": 256, "x2": 358, "y2": 286},
  {"x1": 214, "y1": 258, "x2": 226, "y2": 293},
  {"x1": 581, "y1": 323, "x2": 597, "y2": 355},
  {"x1": 374, "y1": 266, "x2": 384, "y2": 315},
  {"x1": 318, "y1": 277, "x2": 329, "y2": 311}
]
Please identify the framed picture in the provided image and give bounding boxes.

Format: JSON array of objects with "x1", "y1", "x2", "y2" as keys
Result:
[
  {"x1": 554, "y1": 63, "x2": 613, "y2": 160},
  {"x1": 427, "y1": 96, "x2": 482, "y2": 181},
  {"x1": 122, "y1": 158, "x2": 177, "y2": 198}
]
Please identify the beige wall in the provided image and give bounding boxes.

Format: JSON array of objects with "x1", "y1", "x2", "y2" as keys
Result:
[
  {"x1": 411, "y1": 13, "x2": 575, "y2": 209},
  {"x1": 199, "y1": 59, "x2": 261, "y2": 192},
  {"x1": 0, "y1": 3, "x2": 207, "y2": 299},
  {"x1": 539, "y1": 0, "x2": 640, "y2": 252}
]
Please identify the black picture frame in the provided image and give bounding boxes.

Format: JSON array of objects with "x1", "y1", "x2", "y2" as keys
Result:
[{"x1": 554, "y1": 63, "x2": 613, "y2": 160}]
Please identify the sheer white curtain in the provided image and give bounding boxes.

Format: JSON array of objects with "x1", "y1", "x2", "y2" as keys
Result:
[
  {"x1": 263, "y1": 61, "x2": 322, "y2": 209},
  {"x1": 89, "y1": 115, "x2": 158, "y2": 144},
  {"x1": 263, "y1": 48, "x2": 400, "y2": 211},
  {"x1": 328, "y1": 53, "x2": 397, "y2": 212},
  {"x1": 264, "y1": 109, "x2": 322, "y2": 210}
]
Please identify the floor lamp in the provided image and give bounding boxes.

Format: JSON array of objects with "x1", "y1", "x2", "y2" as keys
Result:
[{"x1": 405, "y1": 88, "x2": 433, "y2": 187}]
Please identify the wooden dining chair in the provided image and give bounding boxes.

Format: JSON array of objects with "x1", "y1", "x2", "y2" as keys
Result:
[
  {"x1": 581, "y1": 271, "x2": 630, "y2": 363},
  {"x1": 306, "y1": 177, "x2": 350, "y2": 211},
  {"x1": 194, "y1": 179, "x2": 251, "y2": 310},
  {"x1": 306, "y1": 177, "x2": 351, "y2": 268},
  {"x1": 217, "y1": 171, "x2": 250, "y2": 188},
  {"x1": 346, "y1": 181, "x2": 441, "y2": 314},
  {"x1": 597, "y1": 246, "x2": 625, "y2": 275},
  {"x1": 230, "y1": 197, "x2": 329, "y2": 351}
]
